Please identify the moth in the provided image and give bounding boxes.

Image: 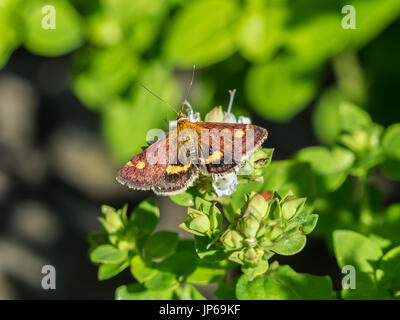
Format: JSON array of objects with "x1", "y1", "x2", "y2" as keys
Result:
[{"x1": 116, "y1": 111, "x2": 268, "y2": 196}]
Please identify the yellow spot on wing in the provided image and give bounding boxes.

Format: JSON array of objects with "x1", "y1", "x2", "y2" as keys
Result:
[
  {"x1": 207, "y1": 150, "x2": 223, "y2": 163},
  {"x1": 136, "y1": 161, "x2": 146, "y2": 169},
  {"x1": 234, "y1": 129, "x2": 245, "y2": 138},
  {"x1": 126, "y1": 161, "x2": 134, "y2": 167},
  {"x1": 166, "y1": 163, "x2": 191, "y2": 174}
]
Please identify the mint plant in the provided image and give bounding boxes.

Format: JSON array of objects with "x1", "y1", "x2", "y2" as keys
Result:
[{"x1": 89, "y1": 101, "x2": 400, "y2": 300}]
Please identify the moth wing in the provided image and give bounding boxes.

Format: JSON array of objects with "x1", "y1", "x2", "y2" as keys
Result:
[
  {"x1": 193, "y1": 122, "x2": 268, "y2": 175},
  {"x1": 116, "y1": 129, "x2": 175, "y2": 191}
]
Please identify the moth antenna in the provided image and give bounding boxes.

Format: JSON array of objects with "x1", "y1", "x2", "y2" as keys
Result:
[
  {"x1": 180, "y1": 65, "x2": 196, "y2": 112},
  {"x1": 138, "y1": 83, "x2": 178, "y2": 114},
  {"x1": 227, "y1": 89, "x2": 237, "y2": 114}
]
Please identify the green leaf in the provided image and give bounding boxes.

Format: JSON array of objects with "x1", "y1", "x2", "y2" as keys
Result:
[
  {"x1": 381, "y1": 124, "x2": 400, "y2": 180},
  {"x1": 236, "y1": 265, "x2": 334, "y2": 300},
  {"x1": 98, "y1": 260, "x2": 130, "y2": 281},
  {"x1": 175, "y1": 284, "x2": 206, "y2": 300},
  {"x1": 376, "y1": 204, "x2": 400, "y2": 245},
  {"x1": 158, "y1": 252, "x2": 198, "y2": 278},
  {"x1": 186, "y1": 266, "x2": 226, "y2": 285},
  {"x1": 90, "y1": 245, "x2": 128, "y2": 264},
  {"x1": 115, "y1": 283, "x2": 174, "y2": 300},
  {"x1": 285, "y1": 212, "x2": 319, "y2": 235},
  {"x1": 285, "y1": 2, "x2": 344, "y2": 65},
  {"x1": 312, "y1": 88, "x2": 371, "y2": 145},
  {"x1": 296, "y1": 146, "x2": 355, "y2": 175},
  {"x1": 377, "y1": 246, "x2": 400, "y2": 290},
  {"x1": 194, "y1": 236, "x2": 229, "y2": 262},
  {"x1": 130, "y1": 198, "x2": 160, "y2": 238},
  {"x1": 144, "y1": 270, "x2": 179, "y2": 291},
  {"x1": 246, "y1": 55, "x2": 319, "y2": 122},
  {"x1": 341, "y1": 271, "x2": 390, "y2": 300},
  {"x1": 272, "y1": 231, "x2": 307, "y2": 256},
  {"x1": 333, "y1": 230, "x2": 383, "y2": 272},
  {"x1": 169, "y1": 192, "x2": 195, "y2": 207},
  {"x1": 195, "y1": 197, "x2": 213, "y2": 214},
  {"x1": 144, "y1": 252, "x2": 198, "y2": 291},
  {"x1": 143, "y1": 231, "x2": 179, "y2": 259},
  {"x1": 72, "y1": 46, "x2": 139, "y2": 110},
  {"x1": 23, "y1": 0, "x2": 83, "y2": 56},
  {"x1": 164, "y1": 0, "x2": 239, "y2": 67},
  {"x1": 235, "y1": 1, "x2": 287, "y2": 63},
  {"x1": 0, "y1": 0, "x2": 22, "y2": 68},
  {"x1": 296, "y1": 146, "x2": 354, "y2": 192},
  {"x1": 130, "y1": 255, "x2": 158, "y2": 283},
  {"x1": 242, "y1": 259, "x2": 269, "y2": 280}
]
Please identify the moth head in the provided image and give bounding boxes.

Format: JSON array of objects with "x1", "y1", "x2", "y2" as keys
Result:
[{"x1": 177, "y1": 111, "x2": 188, "y2": 122}]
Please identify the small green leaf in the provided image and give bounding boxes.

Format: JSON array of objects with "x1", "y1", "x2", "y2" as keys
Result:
[
  {"x1": 158, "y1": 252, "x2": 198, "y2": 278},
  {"x1": 236, "y1": 265, "x2": 334, "y2": 300},
  {"x1": 341, "y1": 271, "x2": 390, "y2": 300},
  {"x1": 377, "y1": 246, "x2": 400, "y2": 290},
  {"x1": 144, "y1": 270, "x2": 179, "y2": 291},
  {"x1": 0, "y1": 0, "x2": 22, "y2": 68},
  {"x1": 130, "y1": 256, "x2": 158, "y2": 283},
  {"x1": 272, "y1": 231, "x2": 306, "y2": 256},
  {"x1": 296, "y1": 146, "x2": 354, "y2": 192},
  {"x1": 195, "y1": 197, "x2": 213, "y2": 214},
  {"x1": 382, "y1": 124, "x2": 400, "y2": 159},
  {"x1": 170, "y1": 192, "x2": 195, "y2": 207},
  {"x1": 115, "y1": 283, "x2": 174, "y2": 300},
  {"x1": 312, "y1": 88, "x2": 371, "y2": 145},
  {"x1": 246, "y1": 55, "x2": 319, "y2": 122},
  {"x1": 130, "y1": 198, "x2": 160, "y2": 238},
  {"x1": 296, "y1": 146, "x2": 355, "y2": 175},
  {"x1": 90, "y1": 245, "x2": 128, "y2": 264},
  {"x1": 333, "y1": 230, "x2": 383, "y2": 272},
  {"x1": 23, "y1": 0, "x2": 84, "y2": 56},
  {"x1": 164, "y1": 0, "x2": 239, "y2": 67},
  {"x1": 98, "y1": 260, "x2": 130, "y2": 281},
  {"x1": 235, "y1": 1, "x2": 287, "y2": 63},
  {"x1": 195, "y1": 236, "x2": 229, "y2": 262},
  {"x1": 186, "y1": 266, "x2": 226, "y2": 285},
  {"x1": 285, "y1": 211, "x2": 319, "y2": 235},
  {"x1": 143, "y1": 231, "x2": 179, "y2": 259},
  {"x1": 381, "y1": 124, "x2": 400, "y2": 180}
]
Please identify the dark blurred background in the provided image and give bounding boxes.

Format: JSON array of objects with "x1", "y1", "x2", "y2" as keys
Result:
[{"x1": 0, "y1": 0, "x2": 399, "y2": 299}]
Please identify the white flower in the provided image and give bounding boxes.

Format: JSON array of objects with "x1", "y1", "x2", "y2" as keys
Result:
[
  {"x1": 212, "y1": 171, "x2": 239, "y2": 197},
  {"x1": 169, "y1": 120, "x2": 177, "y2": 130}
]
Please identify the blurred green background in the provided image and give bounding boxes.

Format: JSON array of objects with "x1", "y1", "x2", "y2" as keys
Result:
[{"x1": 0, "y1": 0, "x2": 399, "y2": 299}]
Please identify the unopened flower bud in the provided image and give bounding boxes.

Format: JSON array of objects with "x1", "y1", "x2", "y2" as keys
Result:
[
  {"x1": 238, "y1": 215, "x2": 260, "y2": 238},
  {"x1": 220, "y1": 230, "x2": 244, "y2": 250},
  {"x1": 189, "y1": 215, "x2": 211, "y2": 234},
  {"x1": 281, "y1": 197, "x2": 306, "y2": 220},
  {"x1": 247, "y1": 194, "x2": 270, "y2": 221},
  {"x1": 244, "y1": 248, "x2": 264, "y2": 266}
]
